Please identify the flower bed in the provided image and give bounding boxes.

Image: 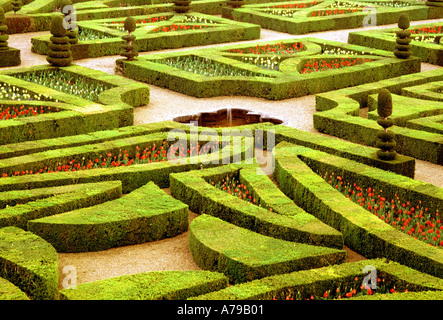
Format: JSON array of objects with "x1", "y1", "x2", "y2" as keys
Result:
[
  {"x1": 0, "y1": 65, "x2": 149, "y2": 145},
  {"x1": 30, "y1": 12, "x2": 260, "y2": 60}
]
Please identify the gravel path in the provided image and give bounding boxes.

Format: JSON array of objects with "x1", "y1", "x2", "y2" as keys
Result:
[{"x1": 5, "y1": 19, "x2": 442, "y2": 289}]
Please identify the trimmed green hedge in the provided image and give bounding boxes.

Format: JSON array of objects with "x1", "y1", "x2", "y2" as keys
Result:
[
  {"x1": 190, "y1": 214, "x2": 345, "y2": 283},
  {"x1": 271, "y1": 124, "x2": 416, "y2": 178},
  {"x1": 222, "y1": 0, "x2": 440, "y2": 34},
  {"x1": 0, "y1": 226, "x2": 58, "y2": 300},
  {"x1": 273, "y1": 142, "x2": 443, "y2": 279},
  {"x1": 27, "y1": 181, "x2": 189, "y2": 252},
  {"x1": 314, "y1": 68, "x2": 443, "y2": 164},
  {"x1": 0, "y1": 47, "x2": 20, "y2": 67},
  {"x1": 0, "y1": 64, "x2": 149, "y2": 145},
  {"x1": 118, "y1": 37, "x2": 421, "y2": 100},
  {"x1": 31, "y1": 12, "x2": 261, "y2": 59},
  {"x1": 0, "y1": 181, "x2": 122, "y2": 230},
  {"x1": 0, "y1": 277, "x2": 30, "y2": 300},
  {"x1": 59, "y1": 270, "x2": 228, "y2": 300},
  {"x1": 348, "y1": 21, "x2": 443, "y2": 66},
  {"x1": 170, "y1": 163, "x2": 343, "y2": 248},
  {"x1": 192, "y1": 258, "x2": 443, "y2": 300}
]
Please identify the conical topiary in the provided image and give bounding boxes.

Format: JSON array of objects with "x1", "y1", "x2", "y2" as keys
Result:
[
  {"x1": 60, "y1": 0, "x2": 78, "y2": 45},
  {"x1": 120, "y1": 17, "x2": 138, "y2": 61},
  {"x1": 394, "y1": 14, "x2": 412, "y2": 59},
  {"x1": 12, "y1": 0, "x2": 23, "y2": 14},
  {"x1": 227, "y1": 0, "x2": 245, "y2": 8},
  {"x1": 174, "y1": 0, "x2": 191, "y2": 13},
  {"x1": 46, "y1": 15, "x2": 73, "y2": 67},
  {"x1": 0, "y1": 7, "x2": 8, "y2": 51},
  {"x1": 376, "y1": 89, "x2": 397, "y2": 161}
]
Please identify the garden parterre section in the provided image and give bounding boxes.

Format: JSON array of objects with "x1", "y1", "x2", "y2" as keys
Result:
[
  {"x1": 0, "y1": 118, "x2": 442, "y2": 299},
  {"x1": 117, "y1": 37, "x2": 421, "y2": 100},
  {"x1": 30, "y1": 12, "x2": 261, "y2": 59},
  {"x1": 222, "y1": 0, "x2": 443, "y2": 34},
  {"x1": 348, "y1": 21, "x2": 443, "y2": 66},
  {"x1": 313, "y1": 68, "x2": 443, "y2": 165}
]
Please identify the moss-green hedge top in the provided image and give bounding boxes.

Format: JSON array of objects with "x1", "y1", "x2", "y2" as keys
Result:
[
  {"x1": 190, "y1": 214, "x2": 345, "y2": 283},
  {"x1": 0, "y1": 226, "x2": 58, "y2": 300},
  {"x1": 59, "y1": 270, "x2": 229, "y2": 300},
  {"x1": 192, "y1": 258, "x2": 443, "y2": 300}
]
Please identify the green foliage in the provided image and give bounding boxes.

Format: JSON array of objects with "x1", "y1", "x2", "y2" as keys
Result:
[
  {"x1": 398, "y1": 13, "x2": 410, "y2": 30},
  {"x1": 123, "y1": 17, "x2": 136, "y2": 33},
  {"x1": 395, "y1": 14, "x2": 412, "y2": 59},
  {"x1": 377, "y1": 88, "x2": 393, "y2": 118},
  {"x1": 174, "y1": 0, "x2": 191, "y2": 13},
  {"x1": 227, "y1": 0, "x2": 245, "y2": 8},
  {"x1": 376, "y1": 89, "x2": 397, "y2": 160},
  {"x1": 12, "y1": 0, "x2": 23, "y2": 14},
  {"x1": 120, "y1": 17, "x2": 138, "y2": 60},
  {"x1": 47, "y1": 15, "x2": 72, "y2": 67},
  {"x1": 0, "y1": 7, "x2": 8, "y2": 51}
]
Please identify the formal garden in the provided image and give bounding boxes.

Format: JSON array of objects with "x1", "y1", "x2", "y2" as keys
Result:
[{"x1": 0, "y1": 0, "x2": 442, "y2": 306}]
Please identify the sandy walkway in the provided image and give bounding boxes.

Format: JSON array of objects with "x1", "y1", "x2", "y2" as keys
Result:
[{"x1": 5, "y1": 19, "x2": 442, "y2": 289}]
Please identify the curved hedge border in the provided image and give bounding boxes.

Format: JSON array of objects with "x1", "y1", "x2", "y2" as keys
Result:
[
  {"x1": 366, "y1": 92, "x2": 443, "y2": 133},
  {"x1": 0, "y1": 226, "x2": 58, "y2": 300},
  {"x1": 27, "y1": 181, "x2": 189, "y2": 252},
  {"x1": 4, "y1": 0, "x2": 231, "y2": 33},
  {"x1": 0, "y1": 47, "x2": 20, "y2": 67},
  {"x1": 0, "y1": 277, "x2": 29, "y2": 300},
  {"x1": 348, "y1": 21, "x2": 443, "y2": 66},
  {"x1": 31, "y1": 12, "x2": 260, "y2": 59},
  {"x1": 222, "y1": 0, "x2": 442, "y2": 34},
  {"x1": 0, "y1": 181, "x2": 122, "y2": 230},
  {"x1": 191, "y1": 258, "x2": 443, "y2": 300},
  {"x1": 118, "y1": 37, "x2": 421, "y2": 100},
  {"x1": 0, "y1": 64, "x2": 150, "y2": 145},
  {"x1": 190, "y1": 214, "x2": 345, "y2": 283},
  {"x1": 59, "y1": 270, "x2": 228, "y2": 300},
  {"x1": 169, "y1": 163, "x2": 344, "y2": 248},
  {"x1": 314, "y1": 68, "x2": 443, "y2": 164},
  {"x1": 273, "y1": 142, "x2": 443, "y2": 279}
]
